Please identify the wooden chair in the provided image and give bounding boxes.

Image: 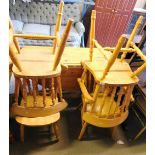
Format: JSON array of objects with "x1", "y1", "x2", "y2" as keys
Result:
[
  {"x1": 77, "y1": 10, "x2": 146, "y2": 140},
  {"x1": 9, "y1": 19, "x2": 73, "y2": 143},
  {"x1": 78, "y1": 33, "x2": 146, "y2": 140},
  {"x1": 9, "y1": 1, "x2": 64, "y2": 54}
]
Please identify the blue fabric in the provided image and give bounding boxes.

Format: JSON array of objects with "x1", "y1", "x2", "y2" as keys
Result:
[
  {"x1": 11, "y1": 20, "x2": 24, "y2": 33},
  {"x1": 22, "y1": 23, "x2": 51, "y2": 35}
]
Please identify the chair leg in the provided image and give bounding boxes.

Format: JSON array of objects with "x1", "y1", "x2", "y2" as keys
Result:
[
  {"x1": 20, "y1": 124, "x2": 24, "y2": 143},
  {"x1": 53, "y1": 122, "x2": 59, "y2": 140},
  {"x1": 78, "y1": 122, "x2": 88, "y2": 140},
  {"x1": 52, "y1": 40, "x2": 57, "y2": 54},
  {"x1": 111, "y1": 126, "x2": 117, "y2": 140}
]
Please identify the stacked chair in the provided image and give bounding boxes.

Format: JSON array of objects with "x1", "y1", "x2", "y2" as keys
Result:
[
  {"x1": 9, "y1": 15, "x2": 73, "y2": 143},
  {"x1": 78, "y1": 10, "x2": 146, "y2": 140}
]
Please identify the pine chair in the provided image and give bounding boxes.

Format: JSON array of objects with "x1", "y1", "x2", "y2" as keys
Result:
[
  {"x1": 9, "y1": 1, "x2": 64, "y2": 55},
  {"x1": 77, "y1": 10, "x2": 146, "y2": 140},
  {"x1": 78, "y1": 33, "x2": 146, "y2": 140},
  {"x1": 9, "y1": 19, "x2": 73, "y2": 143}
]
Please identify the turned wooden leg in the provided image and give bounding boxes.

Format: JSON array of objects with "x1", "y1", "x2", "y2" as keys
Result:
[
  {"x1": 52, "y1": 39, "x2": 57, "y2": 54},
  {"x1": 20, "y1": 124, "x2": 24, "y2": 143},
  {"x1": 78, "y1": 122, "x2": 88, "y2": 140},
  {"x1": 53, "y1": 122, "x2": 59, "y2": 140},
  {"x1": 111, "y1": 126, "x2": 117, "y2": 141}
]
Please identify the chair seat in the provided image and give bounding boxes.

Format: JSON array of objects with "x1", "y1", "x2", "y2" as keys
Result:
[
  {"x1": 84, "y1": 60, "x2": 139, "y2": 85},
  {"x1": 20, "y1": 46, "x2": 53, "y2": 54},
  {"x1": 85, "y1": 95, "x2": 120, "y2": 117},
  {"x1": 16, "y1": 112, "x2": 60, "y2": 126},
  {"x1": 82, "y1": 94, "x2": 129, "y2": 128},
  {"x1": 12, "y1": 47, "x2": 62, "y2": 77},
  {"x1": 83, "y1": 111, "x2": 128, "y2": 128}
]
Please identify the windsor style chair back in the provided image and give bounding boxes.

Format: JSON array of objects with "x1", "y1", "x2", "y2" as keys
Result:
[{"x1": 9, "y1": 19, "x2": 73, "y2": 143}]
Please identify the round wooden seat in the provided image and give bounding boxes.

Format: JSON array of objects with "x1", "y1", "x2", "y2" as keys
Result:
[
  {"x1": 12, "y1": 51, "x2": 62, "y2": 78},
  {"x1": 16, "y1": 113, "x2": 60, "y2": 126},
  {"x1": 84, "y1": 60, "x2": 139, "y2": 85}
]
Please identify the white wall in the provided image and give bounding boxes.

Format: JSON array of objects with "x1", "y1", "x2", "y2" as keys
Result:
[{"x1": 134, "y1": 0, "x2": 146, "y2": 9}]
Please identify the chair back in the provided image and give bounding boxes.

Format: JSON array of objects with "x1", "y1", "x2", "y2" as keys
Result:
[
  {"x1": 10, "y1": 75, "x2": 68, "y2": 117},
  {"x1": 86, "y1": 83, "x2": 135, "y2": 127}
]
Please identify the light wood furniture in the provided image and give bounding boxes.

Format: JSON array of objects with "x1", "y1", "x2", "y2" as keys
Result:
[
  {"x1": 9, "y1": 9, "x2": 145, "y2": 92},
  {"x1": 78, "y1": 34, "x2": 146, "y2": 140},
  {"x1": 9, "y1": 19, "x2": 73, "y2": 143},
  {"x1": 78, "y1": 35, "x2": 131, "y2": 140},
  {"x1": 52, "y1": 1, "x2": 64, "y2": 54},
  {"x1": 77, "y1": 10, "x2": 146, "y2": 140}
]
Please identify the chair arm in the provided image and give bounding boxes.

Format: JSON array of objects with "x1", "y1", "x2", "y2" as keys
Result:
[
  {"x1": 14, "y1": 34, "x2": 56, "y2": 40},
  {"x1": 74, "y1": 22, "x2": 85, "y2": 37},
  {"x1": 77, "y1": 78, "x2": 94, "y2": 102}
]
